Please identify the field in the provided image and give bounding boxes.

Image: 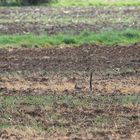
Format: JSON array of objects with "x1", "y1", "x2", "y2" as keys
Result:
[{"x1": 0, "y1": 1, "x2": 140, "y2": 140}]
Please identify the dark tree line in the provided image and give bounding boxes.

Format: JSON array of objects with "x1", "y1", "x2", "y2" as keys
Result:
[
  {"x1": 0, "y1": 0, "x2": 54, "y2": 5},
  {"x1": 20, "y1": 0, "x2": 52, "y2": 5}
]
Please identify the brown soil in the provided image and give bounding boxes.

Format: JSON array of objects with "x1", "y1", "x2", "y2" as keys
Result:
[
  {"x1": 0, "y1": 43, "x2": 140, "y2": 73},
  {"x1": 0, "y1": 5, "x2": 140, "y2": 140},
  {"x1": 0, "y1": 72, "x2": 140, "y2": 96},
  {"x1": 0, "y1": 43, "x2": 140, "y2": 95},
  {"x1": 0, "y1": 44, "x2": 140, "y2": 139},
  {"x1": 0, "y1": 101, "x2": 139, "y2": 140},
  {"x1": 0, "y1": 7, "x2": 140, "y2": 34}
]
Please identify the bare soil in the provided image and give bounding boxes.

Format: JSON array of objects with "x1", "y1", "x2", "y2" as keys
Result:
[
  {"x1": 0, "y1": 44, "x2": 140, "y2": 139},
  {"x1": 0, "y1": 44, "x2": 140, "y2": 96},
  {"x1": 0, "y1": 43, "x2": 140, "y2": 73},
  {"x1": 0, "y1": 7, "x2": 140, "y2": 34},
  {"x1": 0, "y1": 95, "x2": 139, "y2": 140},
  {"x1": 0, "y1": 6, "x2": 140, "y2": 140}
]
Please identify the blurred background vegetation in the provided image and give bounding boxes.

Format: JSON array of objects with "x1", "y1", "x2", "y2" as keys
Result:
[
  {"x1": 0, "y1": 0, "x2": 55, "y2": 5},
  {"x1": 0, "y1": 0, "x2": 140, "y2": 6}
]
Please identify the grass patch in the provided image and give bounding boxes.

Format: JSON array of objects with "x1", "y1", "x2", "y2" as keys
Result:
[
  {"x1": 0, "y1": 95, "x2": 139, "y2": 108},
  {"x1": 0, "y1": 124, "x2": 10, "y2": 129},
  {"x1": 0, "y1": 29, "x2": 140, "y2": 48},
  {"x1": 49, "y1": 0, "x2": 140, "y2": 7},
  {"x1": 1, "y1": 0, "x2": 140, "y2": 6}
]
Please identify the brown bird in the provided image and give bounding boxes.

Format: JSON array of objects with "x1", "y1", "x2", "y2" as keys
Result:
[{"x1": 74, "y1": 83, "x2": 82, "y2": 92}]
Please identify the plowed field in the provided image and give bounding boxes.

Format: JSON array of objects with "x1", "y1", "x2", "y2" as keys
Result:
[{"x1": 0, "y1": 6, "x2": 140, "y2": 140}]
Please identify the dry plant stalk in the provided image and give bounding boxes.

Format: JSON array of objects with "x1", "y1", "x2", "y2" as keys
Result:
[{"x1": 90, "y1": 71, "x2": 93, "y2": 93}]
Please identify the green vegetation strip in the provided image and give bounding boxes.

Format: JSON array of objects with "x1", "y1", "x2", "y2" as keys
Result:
[
  {"x1": 1, "y1": 0, "x2": 140, "y2": 6},
  {"x1": 0, "y1": 95, "x2": 139, "y2": 108},
  {"x1": 50, "y1": 0, "x2": 140, "y2": 7},
  {"x1": 0, "y1": 29, "x2": 140, "y2": 48}
]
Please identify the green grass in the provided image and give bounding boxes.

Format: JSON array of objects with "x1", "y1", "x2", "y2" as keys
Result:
[
  {"x1": 50, "y1": 0, "x2": 140, "y2": 7},
  {"x1": 1, "y1": 0, "x2": 140, "y2": 6},
  {"x1": 0, "y1": 95, "x2": 139, "y2": 108},
  {"x1": 0, "y1": 29, "x2": 140, "y2": 48},
  {"x1": 0, "y1": 124, "x2": 10, "y2": 129}
]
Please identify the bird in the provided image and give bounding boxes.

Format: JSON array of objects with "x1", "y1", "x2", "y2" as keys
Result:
[{"x1": 74, "y1": 83, "x2": 83, "y2": 92}]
